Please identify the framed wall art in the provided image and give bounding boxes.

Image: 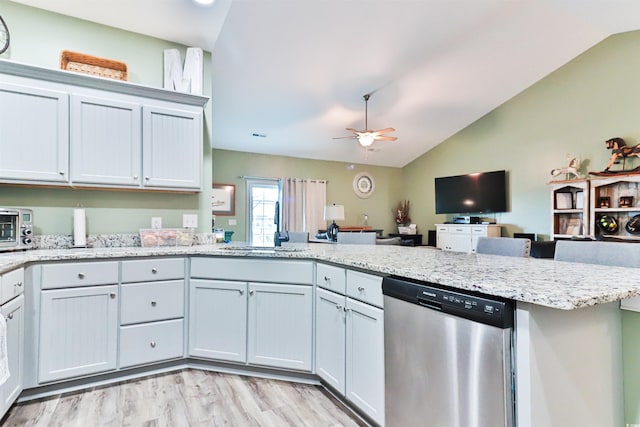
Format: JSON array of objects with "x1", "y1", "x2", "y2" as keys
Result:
[{"x1": 212, "y1": 183, "x2": 235, "y2": 216}]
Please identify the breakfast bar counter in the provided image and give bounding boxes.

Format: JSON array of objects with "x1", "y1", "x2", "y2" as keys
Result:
[{"x1": 0, "y1": 242, "x2": 637, "y2": 310}]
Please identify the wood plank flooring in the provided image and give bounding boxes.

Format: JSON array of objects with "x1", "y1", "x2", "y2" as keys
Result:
[{"x1": 2, "y1": 369, "x2": 367, "y2": 427}]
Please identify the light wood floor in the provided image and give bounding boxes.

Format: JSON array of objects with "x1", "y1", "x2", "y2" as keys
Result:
[{"x1": 2, "y1": 369, "x2": 367, "y2": 427}]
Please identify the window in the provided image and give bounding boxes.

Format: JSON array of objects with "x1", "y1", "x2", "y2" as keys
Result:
[{"x1": 246, "y1": 179, "x2": 280, "y2": 246}]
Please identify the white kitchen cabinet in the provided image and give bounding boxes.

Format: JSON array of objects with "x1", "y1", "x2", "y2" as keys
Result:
[
  {"x1": 436, "y1": 224, "x2": 501, "y2": 252},
  {"x1": 189, "y1": 279, "x2": 247, "y2": 363},
  {"x1": 70, "y1": 94, "x2": 141, "y2": 187},
  {"x1": 0, "y1": 81, "x2": 69, "y2": 184},
  {"x1": 0, "y1": 60, "x2": 208, "y2": 192},
  {"x1": 247, "y1": 282, "x2": 313, "y2": 371},
  {"x1": 142, "y1": 105, "x2": 202, "y2": 190},
  {"x1": 0, "y1": 294, "x2": 24, "y2": 418},
  {"x1": 1, "y1": 268, "x2": 24, "y2": 305},
  {"x1": 119, "y1": 319, "x2": 184, "y2": 369},
  {"x1": 316, "y1": 287, "x2": 346, "y2": 395},
  {"x1": 345, "y1": 297, "x2": 385, "y2": 426},
  {"x1": 39, "y1": 285, "x2": 118, "y2": 383}
]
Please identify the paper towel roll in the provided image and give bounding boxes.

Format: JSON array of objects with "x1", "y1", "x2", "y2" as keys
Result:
[{"x1": 73, "y1": 208, "x2": 86, "y2": 247}]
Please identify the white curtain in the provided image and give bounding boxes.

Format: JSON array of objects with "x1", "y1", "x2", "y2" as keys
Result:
[{"x1": 281, "y1": 178, "x2": 326, "y2": 233}]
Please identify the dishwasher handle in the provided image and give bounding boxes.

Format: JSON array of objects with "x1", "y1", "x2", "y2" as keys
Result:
[{"x1": 417, "y1": 297, "x2": 442, "y2": 311}]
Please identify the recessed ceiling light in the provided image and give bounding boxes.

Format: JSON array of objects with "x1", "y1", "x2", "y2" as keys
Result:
[{"x1": 193, "y1": 0, "x2": 215, "y2": 5}]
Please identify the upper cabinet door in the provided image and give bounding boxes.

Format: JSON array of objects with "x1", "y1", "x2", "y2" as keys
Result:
[
  {"x1": 70, "y1": 95, "x2": 142, "y2": 187},
  {"x1": 0, "y1": 82, "x2": 69, "y2": 183},
  {"x1": 142, "y1": 106, "x2": 202, "y2": 191}
]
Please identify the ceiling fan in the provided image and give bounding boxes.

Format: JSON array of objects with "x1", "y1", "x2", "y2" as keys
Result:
[{"x1": 333, "y1": 94, "x2": 397, "y2": 155}]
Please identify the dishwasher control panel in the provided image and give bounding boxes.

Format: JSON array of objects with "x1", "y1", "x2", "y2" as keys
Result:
[{"x1": 382, "y1": 275, "x2": 513, "y2": 328}]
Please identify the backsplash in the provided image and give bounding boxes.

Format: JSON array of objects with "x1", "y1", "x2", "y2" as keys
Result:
[{"x1": 35, "y1": 233, "x2": 217, "y2": 249}]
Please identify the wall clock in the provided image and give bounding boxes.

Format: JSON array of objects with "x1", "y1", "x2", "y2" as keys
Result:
[
  {"x1": 353, "y1": 172, "x2": 375, "y2": 198},
  {"x1": 0, "y1": 15, "x2": 9, "y2": 55}
]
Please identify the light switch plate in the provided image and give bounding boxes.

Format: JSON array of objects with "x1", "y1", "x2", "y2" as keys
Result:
[
  {"x1": 183, "y1": 214, "x2": 198, "y2": 228},
  {"x1": 228, "y1": 219, "x2": 237, "y2": 226},
  {"x1": 151, "y1": 217, "x2": 162, "y2": 229}
]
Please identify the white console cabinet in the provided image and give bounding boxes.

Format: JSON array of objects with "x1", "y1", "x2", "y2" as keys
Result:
[{"x1": 436, "y1": 223, "x2": 501, "y2": 253}]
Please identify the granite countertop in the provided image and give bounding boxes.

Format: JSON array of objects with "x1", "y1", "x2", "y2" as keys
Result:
[{"x1": 0, "y1": 242, "x2": 637, "y2": 310}]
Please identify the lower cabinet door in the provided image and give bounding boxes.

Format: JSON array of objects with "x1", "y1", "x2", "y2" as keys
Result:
[
  {"x1": 346, "y1": 298, "x2": 385, "y2": 426},
  {"x1": 39, "y1": 286, "x2": 118, "y2": 383},
  {"x1": 247, "y1": 282, "x2": 313, "y2": 371},
  {"x1": 188, "y1": 280, "x2": 247, "y2": 363},
  {"x1": 0, "y1": 295, "x2": 23, "y2": 417},
  {"x1": 315, "y1": 288, "x2": 346, "y2": 395},
  {"x1": 119, "y1": 319, "x2": 184, "y2": 368}
]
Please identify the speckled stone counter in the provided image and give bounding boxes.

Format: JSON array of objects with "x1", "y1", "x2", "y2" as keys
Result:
[{"x1": 0, "y1": 243, "x2": 638, "y2": 310}]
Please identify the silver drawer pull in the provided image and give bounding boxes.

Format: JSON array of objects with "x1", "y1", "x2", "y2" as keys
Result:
[
  {"x1": 357, "y1": 286, "x2": 365, "y2": 292},
  {"x1": 15, "y1": 282, "x2": 22, "y2": 287},
  {"x1": 150, "y1": 341, "x2": 156, "y2": 348},
  {"x1": 336, "y1": 305, "x2": 343, "y2": 310},
  {"x1": 239, "y1": 289, "x2": 244, "y2": 295},
  {"x1": 78, "y1": 273, "x2": 85, "y2": 279},
  {"x1": 151, "y1": 268, "x2": 158, "y2": 274},
  {"x1": 7, "y1": 313, "x2": 13, "y2": 320},
  {"x1": 110, "y1": 293, "x2": 116, "y2": 299},
  {"x1": 151, "y1": 300, "x2": 157, "y2": 307},
  {"x1": 249, "y1": 290, "x2": 254, "y2": 296},
  {"x1": 324, "y1": 276, "x2": 330, "y2": 281}
]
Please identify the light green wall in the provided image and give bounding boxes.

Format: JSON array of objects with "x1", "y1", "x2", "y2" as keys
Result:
[
  {"x1": 212, "y1": 149, "x2": 403, "y2": 241},
  {"x1": 403, "y1": 31, "x2": 640, "y2": 240},
  {"x1": 402, "y1": 30, "x2": 640, "y2": 424},
  {"x1": 0, "y1": 2, "x2": 213, "y2": 233}
]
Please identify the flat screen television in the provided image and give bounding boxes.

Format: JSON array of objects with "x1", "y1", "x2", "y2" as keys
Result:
[{"x1": 435, "y1": 170, "x2": 507, "y2": 214}]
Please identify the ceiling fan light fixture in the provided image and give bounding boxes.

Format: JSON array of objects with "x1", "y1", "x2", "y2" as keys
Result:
[
  {"x1": 358, "y1": 133, "x2": 375, "y2": 147},
  {"x1": 193, "y1": 0, "x2": 215, "y2": 6}
]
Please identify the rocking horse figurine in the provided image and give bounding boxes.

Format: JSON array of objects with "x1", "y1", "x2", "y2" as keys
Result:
[
  {"x1": 603, "y1": 137, "x2": 640, "y2": 172},
  {"x1": 551, "y1": 156, "x2": 582, "y2": 180}
]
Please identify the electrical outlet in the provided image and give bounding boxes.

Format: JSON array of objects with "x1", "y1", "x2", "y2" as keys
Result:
[
  {"x1": 228, "y1": 219, "x2": 237, "y2": 226},
  {"x1": 151, "y1": 217, "x2": 162, "y2": 229},
  {"x1": 183, "y1": 214, "x2": 198, "y2": 228}
]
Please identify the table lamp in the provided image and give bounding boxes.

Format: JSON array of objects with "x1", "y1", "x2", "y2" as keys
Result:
[{"x1": 324, "y1": 204, "x2": 345, "y2": 242}]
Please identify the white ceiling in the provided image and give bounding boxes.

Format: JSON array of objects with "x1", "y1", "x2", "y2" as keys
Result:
[{"x1": 12, "y1": 0, "x2": 640, "y2": 167}]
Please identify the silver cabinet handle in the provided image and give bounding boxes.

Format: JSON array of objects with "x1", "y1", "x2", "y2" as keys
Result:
[
  {"x1": 59, "y1": 171, "x2": 65, "y2": 175},
  {"x1": 151, "y1": 300, "x2": 157, "y2": 307},
  {"x1": 15, "y1": 281, "x2": 22, "y2": 287},
  {"x1": 249, "y1": 290, "x2": 254, "y2": 296},
  {"x1": 110, "y1": 293, "x2": 116, "y2": 299},
  {"x1": 344, "y1": 307, "x2": 349, "y2": 312},
  {"x1": 324, "y1": 276, "x2": 330, "y2": 281},
  {"x1": 78, "y1": 273, "x2": 85, "y2": 279},
  {"x1": 357, "y1": 286, "x2": 365, "y2": 291},
  {"x1": 336, "y1": 305, "x2": 343, "y2": 310},
  {"x1": 145, "y1": 176, "x2": 150, "y2": 181},
  {"x1": 151, "y1": 268, "x2": 157, "y2": 274},
  {"x1": 150, "y1": 341, "x2": 156, "y2": 348},
  {"x1": 133, "y1": 175, "x2": 138, "y2": 180},
  {"x1": 239, "y1": 289, "x2": 244, "y2": 295},
  {"x1": 7, "y1": 313, "x2": 13, "y2": 320}
]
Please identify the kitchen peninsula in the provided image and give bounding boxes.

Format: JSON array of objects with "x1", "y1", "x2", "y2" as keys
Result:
[{"x1": 0, "y1": 242, "x2": 632, "y2": 426}]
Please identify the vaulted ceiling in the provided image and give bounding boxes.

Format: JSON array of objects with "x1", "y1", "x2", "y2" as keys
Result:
[{"x1": 12, "y1": 0, "x2": 640, "y2": 167}]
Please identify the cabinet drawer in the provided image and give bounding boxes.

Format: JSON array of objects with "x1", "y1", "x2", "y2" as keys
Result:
[
  {"x1": 346, "y1": 270, "x2": 383, "y2": 308},
  {"x1": 437, "y1": 226, "x2": 449, "y2": 233},
  {"x1": 1, "y1": 268, "x2": 24, "y2": 304},
  {"x1": 120, "y1": 280, "x2": 184, "y2": 325},
  {"x1": 191, "y1": 257, "x2": 313, "y2": 285},
  {"x1": 317, "y1": 263, "x2": 346, "y2": 294},
  {"x1": 41, "y1": 262, "x2": 118, "y2": 289},
  {"x1": 119, "y1": 319, "x2": 184, "y2": 368},
  {"x1": 450, "y1": 226, "x2": 472, "y2": 235},
  {"x1": 121, "y1": 258, "x2": 184, "y2": 283},
  {"x1": 471, "y1": 227, "x2": 487, "y2": 235}
]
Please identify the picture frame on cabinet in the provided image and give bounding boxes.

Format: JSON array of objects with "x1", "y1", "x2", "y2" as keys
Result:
[
  {"x1": 565, "y1": 218, "x2": 583, "y2": 235},
  {"x1": 598, "y1": 196, "x2": 611, "y2": 208},
  {"x1": 555, "y1": 192, "x2": 573, "y2": 209},
  {"x1": 212, "y1": 183, "x2": 235, "y2": 216},
  {"x1": 620, "y1": 196, "x2": 634, "y2": 208}
]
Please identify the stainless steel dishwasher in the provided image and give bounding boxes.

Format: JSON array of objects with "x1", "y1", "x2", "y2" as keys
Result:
[{"x1": 382, "y1": 276, "x2": 514, "y2": 427}]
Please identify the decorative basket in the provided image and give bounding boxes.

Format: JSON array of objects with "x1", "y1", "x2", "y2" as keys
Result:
[
  {"x1": 398, "y1": 226, "x2": 417, "y2": 235},
  {"x1": 60, "y1": 50, "x2": 128, "y2": 81},
  {"x1": 140, "y1": 228, "x2": 194, "y2": 247}
]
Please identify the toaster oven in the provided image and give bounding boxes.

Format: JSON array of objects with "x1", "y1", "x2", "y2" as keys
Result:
[{"x1": 0, "y1": 208, "x2": 34, "y2": 251}]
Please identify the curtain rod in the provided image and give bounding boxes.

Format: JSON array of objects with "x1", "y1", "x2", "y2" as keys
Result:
[{"x1": 238, "y1": 175, "x2": 281, "y2": 181}]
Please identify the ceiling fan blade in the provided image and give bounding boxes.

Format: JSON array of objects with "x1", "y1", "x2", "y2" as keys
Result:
[
  {"x1": 371, "y1": 127, "x2": 396, "y2": 135},
  {"x1": 345, "y1": 128, "x2": 365, "y2": 134},
  {"x1": 375, "y1": 136, "x2": 398, "y2": 141},
  {"x1": 332, "y1": 136, "x2": 357, "y2": 140}
]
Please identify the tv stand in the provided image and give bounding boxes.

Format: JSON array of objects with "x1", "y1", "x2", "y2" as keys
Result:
[{"x1": 436, "y1": 223, "x2": 501, "y2": 253}]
